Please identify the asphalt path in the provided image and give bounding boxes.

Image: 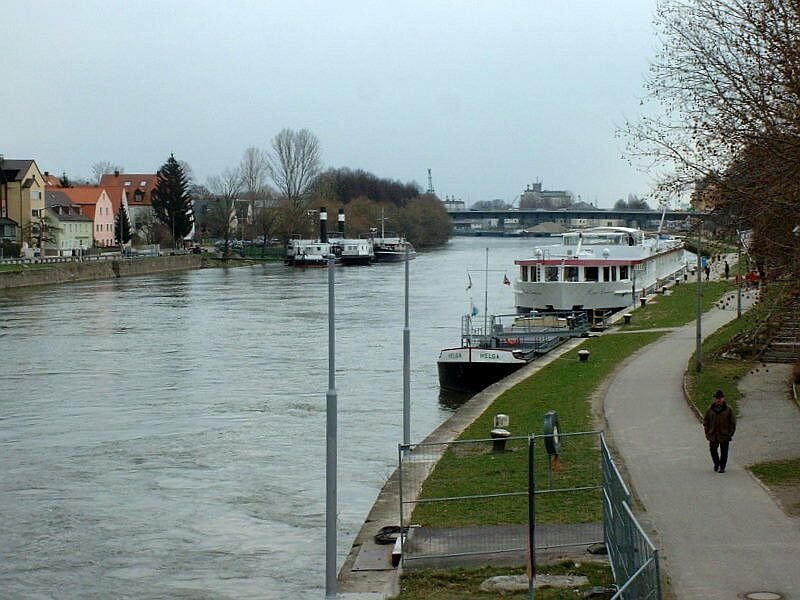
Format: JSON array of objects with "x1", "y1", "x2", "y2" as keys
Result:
[{"x1": 603, "y1": 295, "x2": 800, "y2": 599}]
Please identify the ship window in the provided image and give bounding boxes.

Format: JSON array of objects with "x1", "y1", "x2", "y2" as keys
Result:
[
  {"x1": 546, "y1": 266, "x2": 559, "y2": 281},
  {"x1": 620, "y1": 265, "x2": 629, "y2": 279},
  {"x1": 531, "y1": 266, "x2": 539, "y2": 282},
  {"x1": 611, "y1": 266, "x2": 617, "y2": 281},
  {"x1": 565, "y1": 266, "x2": 579, "y2": 282},
  {"x1": 585, "y1": 266, "x2": 599, "y2": 282},
  {"x1": 521, "y1": 266, "x2": 528, "y2": 282},
  {"x1": 603, "y1": 266, "x2": 611, "y2": 282}
]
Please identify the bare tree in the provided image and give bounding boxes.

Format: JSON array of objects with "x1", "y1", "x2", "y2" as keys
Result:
[
  {"x1": 206, "y1": 168, "x2": 243, "y2": 257},
  {"x1": 267, "y1": 128, "x2": 322, "y2": 234},
  {"x1": 90, "y1": 161, "x2": 124, "y2": 183},
  {"x1": 239, "y1": 146, "x2": 269, "y2": 240},
  {"x1": 622, "y1": 0, "x2": 800, "y2": 276}
]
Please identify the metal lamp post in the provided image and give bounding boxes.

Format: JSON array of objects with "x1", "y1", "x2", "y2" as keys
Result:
[
  {"x1": 325, "y1": 253, "x2": 338, "y2": 600},
  {"x1": 403, "y1": 243, "x2": 411, "y2": 446}
]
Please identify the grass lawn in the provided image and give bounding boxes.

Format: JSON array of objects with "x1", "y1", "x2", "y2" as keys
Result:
[
  {"x1": 0, "y1": 262, "x2": 58, "y2": 273},
  {"x1": 619, "y1": 280, "x2": 734, "y2": 331},
  {"x1": 397, "y1": 562, "x2": 613, "y2": 600},
  {"x1": 750, "y1": 458, "x2": 800, "y2": 486},
  {"x1": 411, "y1": 331, "x2": 664, "y2": 527}
]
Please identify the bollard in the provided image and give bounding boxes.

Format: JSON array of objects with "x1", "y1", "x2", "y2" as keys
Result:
[
  {"x1": 640, "y1": 297, "x2": 647, "y2": 307},
  {"x1": 490, "y1": 428, "x2": 511, "y2": 452},
  {"x1": 623, "y1": 313, "x2": 632, "y2": 325},
  {"x1": 578, "y1": 349, "x2": 590, "y2": 362}
]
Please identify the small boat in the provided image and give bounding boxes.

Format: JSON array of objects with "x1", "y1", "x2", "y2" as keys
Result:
[
  {"x1": 437, "y1": 310, "x2": 589, "y2": 394},
  {"x1": 372, "y1": 235, "x2": 415, "y2": 262},
  {"x1": 513, "y1": 225, "x2": 687, "y2": 318},
  {"x1": 330, "y1": 236, "x2": 374, "y2": 265},
  {"x1": 285, "y1": 237, "x2": 336, "y2": 267},
  {"x1": 367, "y1": 208, "x2": 416, "y2": 262},
  {"x1": 285, "y1": 207, "x2": 341, "y2": 267}
]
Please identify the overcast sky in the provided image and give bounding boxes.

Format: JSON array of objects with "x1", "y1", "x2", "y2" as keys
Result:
[{"x1": 2, "y1": 1, "x2": 662, "y2": 208}]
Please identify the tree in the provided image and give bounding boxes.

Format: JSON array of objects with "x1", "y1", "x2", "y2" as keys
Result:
[
  {"x1": 151, "y1": 154, "x2": 194, "y2": 248},
  {"x1": 22, "y1": 214, "x2": 59, "y2": 250},
  {"x1": 471, "y1": 199, "x2": 510, "y2": 210},
  {"x1": 91, "y1": 161, "x2": 123, "y2": 184},
  {"x1": 115, "y1": 203, "x2": 132, "y2": 247},
  {"x1": 239, "y1": 146, "x2": 269, "y2": 240},
  {"x1": 397, "y1": 195, "x2": 452, "y2": 248},
  {"x1": 622, "y1": 0, "x2": 800, "y2": 277},
  {"x1": 206, "y1": 168, "x2": 243, "y2": 257},
  {"x1": 252, "y1": 188, "x2": 281, "y2": 257},
  {"x1": 268, "y1": 129, "x2": 322, "y2": 235}
]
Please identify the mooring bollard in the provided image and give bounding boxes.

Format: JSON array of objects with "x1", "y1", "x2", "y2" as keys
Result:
[
  {"x1": 623, "y1": 313, "x2": 632, "y2": 325},
  {"x1": 640, "y1": 297, "x2": 647, "y2": 307},
  {"x1": 578, "y1": 349, "x2": 590, "y2": 362},
  {"x1": 490, "y1": 413, "x2": 511, "y2": 452}
]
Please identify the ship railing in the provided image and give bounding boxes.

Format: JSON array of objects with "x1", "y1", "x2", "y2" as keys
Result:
[{"x1": 461, "y1": 311, "x2": 589, "y2": 340}]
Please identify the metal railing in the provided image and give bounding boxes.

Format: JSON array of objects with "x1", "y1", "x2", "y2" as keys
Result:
[{"x1": 601, "y1": 436, "x2": 661, "y2": 599}]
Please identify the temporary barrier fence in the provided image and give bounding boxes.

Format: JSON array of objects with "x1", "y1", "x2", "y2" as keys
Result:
[{"x1": 397, "y1": 430, "x2": 661, "y2": 599}]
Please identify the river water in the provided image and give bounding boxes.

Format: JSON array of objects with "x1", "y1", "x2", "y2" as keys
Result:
[{"x1": 0, "y1": 237, "x2": 544, "y2": 599}]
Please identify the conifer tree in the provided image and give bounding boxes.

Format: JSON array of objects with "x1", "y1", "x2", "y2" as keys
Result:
[
  {"x1": 115, "y1": 203, "x2": 132, "y2": 246},
  {"x1": 151, "y1": 154, "x2": 194, "y2": 247}
]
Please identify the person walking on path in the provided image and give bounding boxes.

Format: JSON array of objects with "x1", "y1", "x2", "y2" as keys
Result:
[
  {"x1": 724, "y1": 260, "x2": 730, "y2": 279},
  {"x1": 703, "y1": 389, "x2": 736, "y2": 473}
]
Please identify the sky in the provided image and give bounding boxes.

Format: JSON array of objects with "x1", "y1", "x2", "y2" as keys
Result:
[{"x1": 2, "y1": 0, "x2": 662, "y2": 208}]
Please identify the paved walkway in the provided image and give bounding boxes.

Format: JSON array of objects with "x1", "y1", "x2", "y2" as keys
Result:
[{"x1": 603, "y1": 298, "x2": 800, "y2": 598}]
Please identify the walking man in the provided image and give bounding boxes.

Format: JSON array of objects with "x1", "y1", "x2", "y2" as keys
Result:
[
  {"x1": 704, "y1": 389, "x2": 736, "y2": 473},
  {"x1": 724, "y1": 260, "x2": 730, "y2": 280}
]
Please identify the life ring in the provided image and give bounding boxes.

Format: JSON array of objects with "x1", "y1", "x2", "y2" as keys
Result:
[
  {"x1": 506, "y1": 337, "x2": 520, "y2": 346},
  {"x1": 543, "y1": 411, "x2": 562, "y2": 456}
]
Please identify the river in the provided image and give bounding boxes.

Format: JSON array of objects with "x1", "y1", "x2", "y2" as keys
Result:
[{"x1": 0, "y1": 237, "x2": 546, "y2": 599}]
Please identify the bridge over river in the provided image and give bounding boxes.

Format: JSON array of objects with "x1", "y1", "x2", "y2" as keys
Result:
[{"x1": 448, "y1": 207, "x2": 701, "y2": 234}]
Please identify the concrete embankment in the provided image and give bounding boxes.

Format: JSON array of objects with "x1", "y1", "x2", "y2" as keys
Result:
[{"x1": 0, "y1": 255, "x2": 205, "y2": 289}]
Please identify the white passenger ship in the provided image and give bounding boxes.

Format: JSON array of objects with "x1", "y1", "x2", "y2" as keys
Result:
[{"x1": 514, "y1": 227, "x2": 687, "y2": 315}]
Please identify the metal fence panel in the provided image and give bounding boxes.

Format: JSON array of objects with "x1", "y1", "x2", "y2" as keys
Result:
[{"x1": 399, "y1": 431, "x2": 605, "y2": 569}]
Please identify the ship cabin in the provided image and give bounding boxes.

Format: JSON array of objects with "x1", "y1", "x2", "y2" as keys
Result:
[{"x1": 516, "y1": 227, "x2": 644, "y2": 284}]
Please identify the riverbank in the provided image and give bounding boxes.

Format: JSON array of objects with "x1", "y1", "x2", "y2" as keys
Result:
[{"x1": 0, "y1": 254, "x2": 206, "y2": 289}]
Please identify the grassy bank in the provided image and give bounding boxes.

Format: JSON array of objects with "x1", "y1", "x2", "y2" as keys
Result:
[
  {"x1": 619, "y1": 280, "x2": 733, "y2": 331},
  {"x1": 398, "y1": 562, "x2": 613, "y2": 600},
  {"x1": 684, "y1": 281, "x2": 785, "y2": 415},
  {"x1": 412, "y1": 331, "x2": 664, "y2": 527}
]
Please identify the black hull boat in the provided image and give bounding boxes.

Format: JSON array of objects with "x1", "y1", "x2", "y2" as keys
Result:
[
  {"x1": 437, "y1": 347, "x2": 533, "y2": 394},
  {"x1": 437, "y1": 311, "x2": 589, "y2": 394}
]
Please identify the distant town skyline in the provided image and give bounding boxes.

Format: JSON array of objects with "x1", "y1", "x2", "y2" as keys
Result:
[{"x1": 2, "y1": 1, "x2": 664, "y2": 208}]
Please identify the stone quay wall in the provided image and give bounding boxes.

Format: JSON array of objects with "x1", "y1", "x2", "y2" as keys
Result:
[{"x1": 0, "y1": 255, "x2": 205, "y2": 290}]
